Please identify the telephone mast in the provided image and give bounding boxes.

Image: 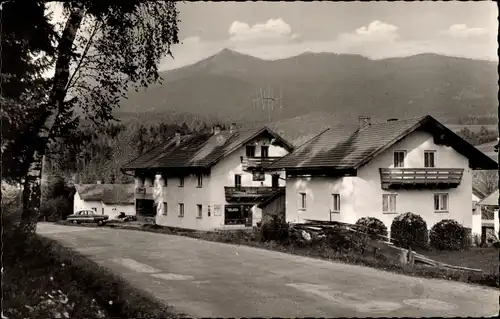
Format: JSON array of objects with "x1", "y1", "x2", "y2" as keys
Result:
[{"x1": 252, "y1": 85, "x2": 283, "y2": 124}]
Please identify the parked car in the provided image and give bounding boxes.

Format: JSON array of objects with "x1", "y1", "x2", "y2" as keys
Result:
[
  {"x1": 66, "y1": 210, "x2": 109, "y2": 225},
  {"x1": 113, "y1": 212, "x2": 137, "y2": 222}
]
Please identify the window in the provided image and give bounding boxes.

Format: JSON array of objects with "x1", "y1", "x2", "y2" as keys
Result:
[
  {"x1": 261, "y1": 145, "x2": 269, "y2": 158},
  {"x1": 393, "y1": 151, "x2": 406, "y2": 168},
  {"x1": 197, "y1": 174, "x2": 203, "y2": 188},
  {"x1": 196, "y1": 204, "x2": 202, "y2": 219},
  {"x1": 331, "y1": 194, "x2": 340, "y2": 213},
  {"x1": 382, "y1": 194, "x2": 397, "y2": 213},
  {"x1": 299, "y1": 192, "x2": 306, "y2": 210},
  {"x1": 92, "y1": 207, "x2": 97, "y2": 212},
  {"x1": 434, "y1": 193, "x2": 448, "y2": 212},
  {"x1": 178, "y1": 203, "x2": 184, "y2": 217},
  {"x1": 234, "y1": 174, "x2": 242, "y2": 188},
  {"x1": 246, "y1": 145, "x2": 256, "y2": 157},
  {"x1": 163, "y1": 202, "x2": 168, "y2": 215},
  {"x1": 424, "y1": 150, "x2": 435, "y2": 168},
  {"x1": 272, "y1": 174, "x2": 280, "y2": 188},
  {"x1": 179, "y1": 176, "x2": 184, "y2": 187}
]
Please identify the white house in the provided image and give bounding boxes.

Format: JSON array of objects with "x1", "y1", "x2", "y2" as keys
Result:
[
  {"x1": 121, "y1": 124, "x2": 294, "y2": 230},
  {"x1": 472, "y1": 185, "x2": 487, "y2": 239},
  {"x1": 267, "y1": 115, "x2": 498, "y2": 236},
  {"x1": 477, "y1": 189, "x2": 499, "y2": 244},
  {"x1": 74, "y1": 184, "x2": 135, "y2": 220}
]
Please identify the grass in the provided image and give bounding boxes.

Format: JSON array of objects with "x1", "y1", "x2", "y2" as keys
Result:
[
  {"x1": 417, "y1": 248, "x2": 500, "y2": 274},
  {"x1": 3, "y1": 219, "x2": 181, "y2": 319},
  {"x1": 59, "y1": 220, "x2": 500, "y2": 289}
]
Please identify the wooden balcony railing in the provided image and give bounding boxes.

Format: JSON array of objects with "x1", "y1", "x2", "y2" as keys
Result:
[
  {"x1": 225, "y1": 186, "x2": 284, "y2": 202},
  {"x1": 380, "y1": 168, "x2": 464, "y2": 189},
  {"x1": 241, "y1": 157, "x2": 282, "y2": 170},
  {"x1": 135, "y1": 186, "x2": 154, "y2": 199}
]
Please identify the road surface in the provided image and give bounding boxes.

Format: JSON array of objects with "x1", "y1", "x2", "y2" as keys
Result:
[{"x1": 37, "y1": 223, "x2": 499, "y2": 317}]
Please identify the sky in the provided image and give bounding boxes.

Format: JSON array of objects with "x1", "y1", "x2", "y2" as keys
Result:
[
  {"x1": 158, "y1": 1, "x2": 498, "y2": 70},
  {"x1": 45, "y1": 1, "x2": 498, "y2": 72}
]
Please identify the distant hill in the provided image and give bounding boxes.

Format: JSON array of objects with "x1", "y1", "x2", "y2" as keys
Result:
[{"x1": 117, "y1": 49, "x2": 498, "y2": 125}]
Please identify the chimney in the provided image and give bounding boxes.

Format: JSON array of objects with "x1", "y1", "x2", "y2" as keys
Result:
[
  {"x1": 358, "y1": 116, "x2": 371, "y2": 129},
  {"x1": 213, "y1": 125, "x2": 221, "y2": 135},
  {"x1": 96, "y1": 180, "x2": 101, "y2": 184},
  {"x1": 175, "y1": 130, "x2": 181, "y2": 146},
  {"x1": 229, "y1": 123, "x2": 236, "y2": 134}
]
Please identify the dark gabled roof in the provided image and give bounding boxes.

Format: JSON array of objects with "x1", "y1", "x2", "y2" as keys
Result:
[
  {"x1": 472, "y1": 185, "x2": 488, "y2": 200},
  {"x1": 75, "y1": 184, "x2": 135, "y2": 205},
  {"x1": 257, "y1": 188, "x2": 285, "y2": 209},
  {"x1": 269, "y1": 115, "x2": 498, "y2": 171},
  {"x1": 122, "y1": 126, "x2": 294, "y2": 170},
  {"x1": 478, "y1": 189, "x2": 499, "y2": 206}
]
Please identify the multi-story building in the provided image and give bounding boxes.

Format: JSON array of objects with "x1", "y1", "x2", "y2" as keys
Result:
[
  {"x1": 267, "y1": 115, "x2": 497, "y2": 234},
  {"x1": 121, "y1": 124, "x2": 294, "y2": 230}
]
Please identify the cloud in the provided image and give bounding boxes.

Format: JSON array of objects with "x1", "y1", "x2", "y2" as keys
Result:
[
  {"x1": 338, "y1": 20, "x2": 399, "y2": 44},
  {"x1": 228, "y1": 18, "x2": 299, "y2": 43},
  {"x1": 441, "y1": 24, "x2": 488, "y2": 38}
]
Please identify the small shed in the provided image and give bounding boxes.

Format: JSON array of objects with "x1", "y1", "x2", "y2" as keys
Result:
[{"x1": 257, "y1": 188, "x2": 286, "y2": 224}]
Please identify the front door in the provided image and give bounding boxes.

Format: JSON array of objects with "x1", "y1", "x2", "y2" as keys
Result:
[{"x1": 242, "y1": 205, "x2": 253, "y2": 227}]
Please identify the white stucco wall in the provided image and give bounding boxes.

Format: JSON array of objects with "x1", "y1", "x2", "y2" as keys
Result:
[
  {"x1": 73, "y1": 192, "x2": 104, "y2": 215},
  {"x1": 285, "y1": 176, "x2": 356, "y2": 224},
  {"x1": 155, "y1": 134, "x2": 289, "y2": 230},
  {"x1": 285, "y1": 130, "x2": 473, "y2": 234},
  {"x1": 104, "y1": 204, "x2": 135, "y2": 220},
  {"x1": 355, "y1": 130, "x2": 472, "y2": 232}
]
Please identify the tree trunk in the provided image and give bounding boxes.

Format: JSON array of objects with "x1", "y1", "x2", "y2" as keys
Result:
[{"x1": 20, "y1": 6, "x2": 85, "y2": 232}]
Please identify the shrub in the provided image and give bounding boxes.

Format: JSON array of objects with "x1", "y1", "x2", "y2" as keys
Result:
[
  {"x1": 390, "y1": 212, "x2": 428, "y2": 250},
  {"x1": 355, "y1": 217, "x2": 388, "y2": 240},
  {"x1": 40, "y1": 196, "x2": 73, "y2": 221},
  {"x1": 429, "y1": 219, "x2": 470, "y2": 251},
  {"x1": 259, "y1": 214, "x2": 290, "y2": 243}
]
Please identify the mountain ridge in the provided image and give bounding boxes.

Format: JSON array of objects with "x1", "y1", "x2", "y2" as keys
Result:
[{"x1": 118, "y1": 49, "x2": 498, "y2": 125}]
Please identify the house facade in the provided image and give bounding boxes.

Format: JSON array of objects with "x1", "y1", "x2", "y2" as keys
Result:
[
  {"x1": 268, "y1": 116, "x2": 497, "y2": 236},
  {"x1": 477, "y1": 189, "x2": 499, "y2": 245},
  {"x1": 74, "y1": 184, "x2": 135, "y2": 220},
  {"x1": 122, "y1": 125, "x2": 293, "y2": 230}
]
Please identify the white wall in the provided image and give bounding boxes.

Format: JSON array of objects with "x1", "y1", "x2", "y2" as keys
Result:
[
  {"x1": 73, "y1": 192, "x2": 104, "y2": 215},
  {"x1": 155, "y1": 133, "x2": 289, "y2": 230},
  {"x1": 355, "y1": 130, "x2": 472, "y2": 232},
  {"x1": 285, "y1": 176, "x2": 356, "y2": 224},
  {"x1": 104, "y1": 203, "x2": 135, "y2": 220}
]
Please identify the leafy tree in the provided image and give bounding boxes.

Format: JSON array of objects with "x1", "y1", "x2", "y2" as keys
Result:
[{"x1": 2, "y1": 0, "x2": 180, "y2": 232}]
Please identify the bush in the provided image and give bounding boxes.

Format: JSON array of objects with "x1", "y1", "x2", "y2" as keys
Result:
[
  {"x1": 355, "y1": 217, "x2": 388, "y2": 240},
  {"x1": 390, "y1": 212, "x2": 428, "y2": 250},
  {"x1": 259, "y1": 215, "x2": 290, "y2": 243},
  {"x1": 40, "y1": 196, "x2": 73, "y2": 222},
  {"x1": 429, "y1": 219, "x2": 470, "y2": 251}
]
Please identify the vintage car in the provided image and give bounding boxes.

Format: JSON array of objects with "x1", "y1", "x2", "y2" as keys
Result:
[{"x1": 66, "y1": 210, "x2": 109, "y2": 225}]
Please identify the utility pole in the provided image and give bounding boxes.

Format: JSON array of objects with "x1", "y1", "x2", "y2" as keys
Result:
[{"x1": 252, "y1": 86, "x2": 283, "y2": 124}]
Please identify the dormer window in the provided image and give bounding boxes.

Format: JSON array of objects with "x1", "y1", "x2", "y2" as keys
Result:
[{"x1": 246, "y1": 145, "x2": 256, "y2": 157}]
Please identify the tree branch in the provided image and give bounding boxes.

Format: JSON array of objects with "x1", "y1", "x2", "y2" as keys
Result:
[{"x1": 65, "y1": 19, "x2": 101, "y2": 92}]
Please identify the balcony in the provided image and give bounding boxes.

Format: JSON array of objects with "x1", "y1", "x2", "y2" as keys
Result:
[
  {"x1": 225, "y1": 186, "x2": 284, "y2": 202},
  {"x1": 135, "y1": 186, "x2": 154, "y2": 200},
  {"x1": 242, "y1": 157, "x2": 281, "y2": 171},
  {"x1": 379, "y1": 168, "x2": 464, "y2": 190}
]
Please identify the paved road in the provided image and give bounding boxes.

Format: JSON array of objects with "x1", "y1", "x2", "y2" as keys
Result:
[{"x1": 37, "y1": 223, "x2": 499, "y2": 318}]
